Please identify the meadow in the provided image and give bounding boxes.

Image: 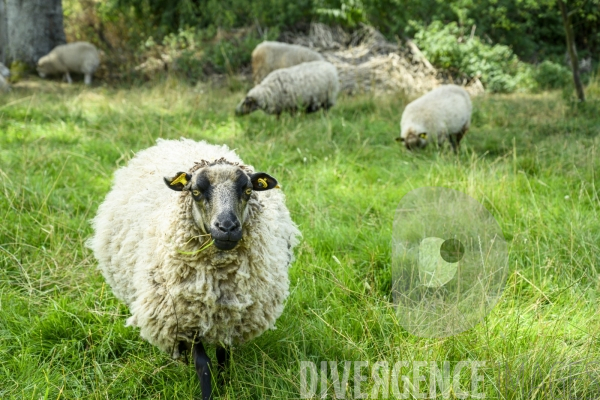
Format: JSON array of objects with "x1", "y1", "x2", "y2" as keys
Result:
[{"x1": 1, "y1": 78, "x2": 600, "y2": 399}]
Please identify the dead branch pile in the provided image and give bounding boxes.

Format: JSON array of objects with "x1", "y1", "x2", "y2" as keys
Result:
[{"x1": 283, "y1": 23, "x2": 484, "y2": 97}]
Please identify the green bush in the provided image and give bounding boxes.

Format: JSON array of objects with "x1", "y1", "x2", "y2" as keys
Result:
[
  {"x1": 173, "y1": 50, "x2": 205, "y2": 83},
  {"x1": 533, "y1": 60, "x2": 572, "y2": 90},
  {"x1": 316, "y1": 0, "x2": 368, "y2": 28},
  {"x1": 412, "y1": 21, "x2": 530, "y2": 93},
  {"x1": 200, "y1": 34, "x2": 265, "y2": 75},
  {"x1": 168, "y1": 28, "x2": 275, "y2": 83}
]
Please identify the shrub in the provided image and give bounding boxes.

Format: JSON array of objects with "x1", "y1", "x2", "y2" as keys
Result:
[
  {"x1": 412, "y1": 21, "x2": 530, "y2": 93},
  {"x1": 200, "y1": 33, "x2": 265, "y2": 75},
  {"x1": 533, "y1": 60, "x2": 572, "y2": 90},
  {"x1": 316, "y1": 0, "x2": 368, "y2": 28}
]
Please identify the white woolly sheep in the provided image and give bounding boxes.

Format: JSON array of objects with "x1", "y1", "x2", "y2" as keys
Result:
[
  {"x1": 236, "y1": 60, "x2": 339, "y2": 118},
  {"x1": 88, "y1": 138, "x2": 300, "y2": 400},
  {"x1": 37, "y1": 42, "x2": 100, "y2": 85},
  {"x1": 396, "y1": 84, "x2": 472, "y2": 152},
  {"x1": 252, "y1": 41, "x2": 324, "y2": 84}
]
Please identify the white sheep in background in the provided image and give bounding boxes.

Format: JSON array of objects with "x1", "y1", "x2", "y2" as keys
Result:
[
  {"x1": 88, "y1": 138, "x2": 300, "y2": 400},
  {"x1": 236, "y1": 60, "x2": 339, "y2": 118},
  {"x1": 0, "y1": 62, "x2": 10, "y2": 92},
  {"x1": 252, "y1": 41, "x2": 324, "y2": 84},
  {"x1": 0, "y1": 62, "x2": 9, "y2": 78},
  {"x1": 396, "y1": 84, "x2": 472, "y2": 152},
  {"x1": 37, "y1": 42, "x2": 100, "y2": 85}
]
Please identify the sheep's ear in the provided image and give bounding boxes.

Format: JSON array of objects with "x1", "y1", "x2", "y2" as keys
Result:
[
  {"x1": 164, "y1": 172, "x2": 192, "y2": 191},
  {"x1": 395, "y1": 137, "x2": 404, "y2": 142},
  {"x1": 250, "y1": 172, "x2": 279, "y2": 191}
]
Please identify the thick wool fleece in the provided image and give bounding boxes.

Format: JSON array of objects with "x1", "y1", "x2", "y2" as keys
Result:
[
  {"x1": 252, "y1": 41, "x2": 324, "y2": 84},
  {"x1": 400, "y1": 84, "x2": 472, "y2": 145},
  {"x1": 246, "y1": 60, "x2": 339, "y2": 115},
  {"x1": 88, "y1": 139, "x2": 300, "y2": 357}
]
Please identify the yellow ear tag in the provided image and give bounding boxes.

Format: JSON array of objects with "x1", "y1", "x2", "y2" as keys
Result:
[
  {"x1": 419, "y1": 133, "x2": 427, "y2": 139},
  {"x1": 257, "y1": 177, "x2": 268, "y2": 189},
  {"x1": 170, "y1": 173, "x2": 188, "y2": 186}
]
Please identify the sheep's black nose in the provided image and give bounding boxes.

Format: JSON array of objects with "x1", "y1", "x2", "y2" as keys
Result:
[{"x1": 214, "y1": 219, "x2": 240, "y2": 233}]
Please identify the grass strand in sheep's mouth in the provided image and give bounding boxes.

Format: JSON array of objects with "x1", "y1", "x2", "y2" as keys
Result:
[{"x1": 177, "y1": 237, "x2": 215, "y2": 255}]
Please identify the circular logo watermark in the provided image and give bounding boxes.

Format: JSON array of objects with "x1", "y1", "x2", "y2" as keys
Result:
[{"x1": 392, "y1": 187, "x2": 509, "y2": 338}]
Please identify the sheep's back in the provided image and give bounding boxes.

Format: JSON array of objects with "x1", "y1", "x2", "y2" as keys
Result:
[
  {"x1": 53, "y1": 42, "x2": 100, "y2": 74},
  {"x1": 253, "y1": 61, "x2": 339, "y2": 113},
  {"x1": 252, "y1": 41, "x2": 323, "y2": 83}
]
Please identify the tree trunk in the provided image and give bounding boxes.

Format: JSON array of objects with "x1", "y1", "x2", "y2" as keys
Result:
[
  {"x1": 0, "y1": 0, "x2": 66, "y2": 68},
  {"x1": 557, "y1": 0, "x2": 585, "y2": 102}
]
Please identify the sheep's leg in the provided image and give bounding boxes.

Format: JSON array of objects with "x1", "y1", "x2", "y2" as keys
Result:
[
  {"x1": 216, "y1": 345, "x2": 229, "y2": 385},
  {"x1": 178, "y1": 341, "x2": 189, "y2": 364},
  {"x1": 84, "y1": 73, "x2": 93, "y2": 85},
  {"x1": 216, "y1": 345, "x2": 229, "y2": 372},
  {"x1": 193, "y1": 341, "x2": 213, "y2": 400},
  {"x1": 449, "y1": 134, "x2": 460, "y2": 154},
  {"x1": 216, "y1": 346, "x2": 228, "y2": 370},
  {"x1": 450, "y1": 125, "x2": 469, "y2": 154},
  {"x1": 64, "y1": 72, "x2": 72, "y2": 84}
]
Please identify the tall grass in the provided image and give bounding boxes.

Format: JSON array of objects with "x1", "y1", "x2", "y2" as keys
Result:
[{"x1": 1, "y1": 79, "x2": 599, "y2": 399}]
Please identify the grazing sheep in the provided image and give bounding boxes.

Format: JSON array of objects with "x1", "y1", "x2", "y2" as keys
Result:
[
  {"x1": 252, "y1": 41, "x2": 324, "y2": 84},
  {"x1": 37, "y1": 42, "x2": 100, "y2": 85},
  {"x1": 396, "y1": 84, "x2": 472, "y2": 152},
  {"x1": 88, "y1": 138, "x2": 300, "y2": 400},
  {"x1": 236, "y1": 60, "x2": 339, "y2": 118}
]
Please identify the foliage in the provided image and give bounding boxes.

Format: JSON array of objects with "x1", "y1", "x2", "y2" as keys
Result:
[
  {"x1": 316, "y1": 0, "x2": 368, "y2": 28},
  {"x1": 155, "y1": 27, "x2": 274, "y2": 83},
  {"x1": 109, "y1": 0, "x2": 314, "y2": 35},
  {"x1": 200, "y1": 34, "x2": 266, "y2": 75},
  {"x1": 360, "y1": 0, "x2": 600, "y2": 63},
  {"x1": 533, "y1": 60, "x2": 572, "y2": 90},
  {"x1": 412, "y1": 21, "x2": 530, "y2": 92}
]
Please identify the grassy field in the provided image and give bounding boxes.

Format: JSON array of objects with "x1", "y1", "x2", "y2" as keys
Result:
[{"x1": 1, "y1": 78, "x2": 600, "y2": 399}]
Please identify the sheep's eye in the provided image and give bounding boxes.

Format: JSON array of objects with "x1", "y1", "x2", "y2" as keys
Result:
[
  {"x1": 245, "y1": 188, "x2": 252, "y2": 196},
  {"x1": 192, "y1": 190, "x2": 200, "y2": 196}
]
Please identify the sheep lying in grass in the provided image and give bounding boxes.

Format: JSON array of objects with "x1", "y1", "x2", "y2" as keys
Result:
[
  {"x1": 396, "y1": 84, "x2": 472, "y2": 152},
  {"x1": 88, "y1": 138, "x2": 300, "y2": 400},
  {"x1": 252, "y1": 41, "x2": 324, "y2": 84},
  {"x1": 0, "y1": 62, "x2": 10, "y2": 92},
  {"x1": 236, "y1": 60, "x2": 339, "y2": 118},
  {"x1": 37, "y1": 42, "x2": 100, "y2": 85}
]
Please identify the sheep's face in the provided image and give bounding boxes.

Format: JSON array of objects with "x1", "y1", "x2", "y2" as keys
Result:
[
  {"x1": 165, "y1": 164, "x2": 278, "y2": 251},
  {"x1": 36, "y1": 55, "x2": 54, "y2": 77},
  {"x1": 235, "y1": 97, "x2": 259, "y2": 116},
  {"x1": 396, "y1": 130, "x2": 428, "y2": 150}
]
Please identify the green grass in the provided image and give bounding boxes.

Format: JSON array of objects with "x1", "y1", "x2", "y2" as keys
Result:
[{"x1": 1, "y1": 77, "x2": 600, "y2": 399}]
